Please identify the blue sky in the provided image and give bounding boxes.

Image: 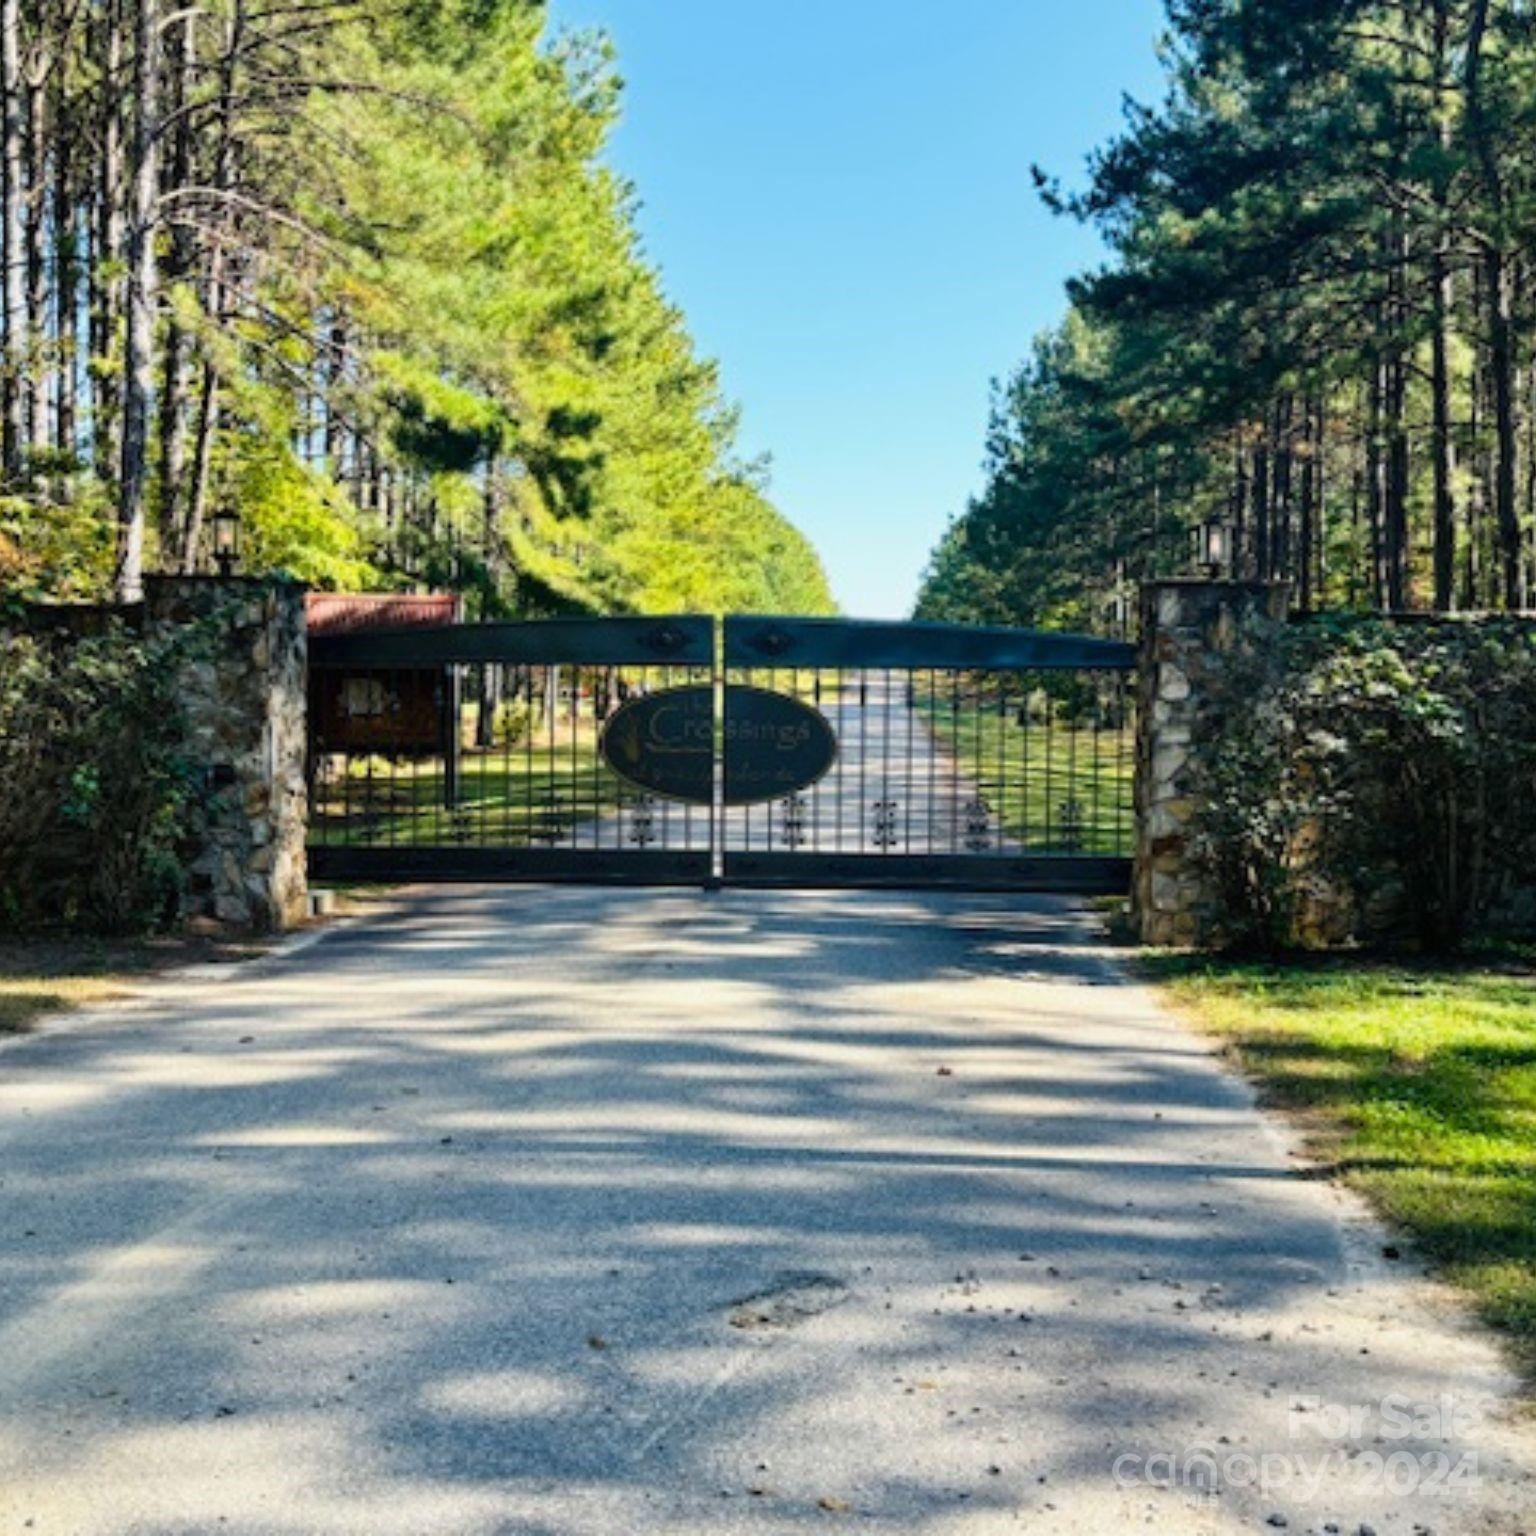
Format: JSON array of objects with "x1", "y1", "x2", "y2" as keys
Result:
[{"x1": 548, "y1": 0, "x2": 1168, "y2": 617}]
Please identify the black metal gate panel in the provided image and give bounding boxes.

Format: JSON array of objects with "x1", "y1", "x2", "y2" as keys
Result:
[
  {"x1": 308, "y1": 616, "x2": 717, "y2": 885},
  {"x1": 721, "y1": 617, "x2": 1135, "y2": 892},
  {"x1": 306, "y1": 613, "x2": 1136, "y2": 893}
]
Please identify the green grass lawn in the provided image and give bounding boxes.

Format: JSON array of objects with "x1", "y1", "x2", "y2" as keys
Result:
[
  {"x1": 922, "y1": 701, "x2": 1134, "y2": 855},
  {"x1": 1153, "y1": 952, "x2": 1536, "y2": 1369},
  {"x1": 311, "y1": 731, "x2": 621, "y2": 848},
  {"x1": 0, "y1": 935, "x2": 265, "y2": 1036}
]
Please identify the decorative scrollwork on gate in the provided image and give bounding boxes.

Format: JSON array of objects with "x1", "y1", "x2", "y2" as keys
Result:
[
  {"x1": 638, "y1": 623, "x2": 690, "y2": 656},
  {"x1": 781, "y1": 794, "x2": 810, "y2": 849},
  {"x1": 1056, "y1": 798, "x2": 1087, "y2": 853},
  {"x1": 627, "y1": 794, "x2": 658, "y2": 847},
  {"x1": 964, "y1": 798, "x2": 993, "y2": 853},
  {"x1": 746, "y1": 625, "x2": 794, "y2": 659}
]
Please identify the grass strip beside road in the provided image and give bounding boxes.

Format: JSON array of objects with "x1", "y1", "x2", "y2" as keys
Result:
[
  {"x1": 0, "y1": 935, "x2": 265, "y2": 1036},
  {"x1": 1153, "y1": 952, "x2": 1536, "y2": 1371}
]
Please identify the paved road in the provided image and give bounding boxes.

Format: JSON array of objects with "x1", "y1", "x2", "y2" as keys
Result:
[{"x1": 0, "y1": 888, "x2": 1532, "y2": 1535}]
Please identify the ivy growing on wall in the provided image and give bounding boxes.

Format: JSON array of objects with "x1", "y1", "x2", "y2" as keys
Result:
[
  {"x1": 0, "y1": 623, "x2": 205, "y2": 933},
  {"x1": 1192, "y1": 619, "x2": 1536, "y2": 954}
]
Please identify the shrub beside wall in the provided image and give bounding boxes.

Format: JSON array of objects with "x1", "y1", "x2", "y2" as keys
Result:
[
  {"x1": 0, "y1": 578, "x2": 309, "y2": 936},
  {"x1": 1191, "y1": 616, "x2": 1536, "y2": 953},
  {"x1": 0, "y1": 620, "x2": 204, "y2": 933}
]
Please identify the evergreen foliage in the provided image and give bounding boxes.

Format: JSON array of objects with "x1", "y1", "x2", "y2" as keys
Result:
[
  {"x1": 920, "y1": 0, "x2": 1536, "y2": 625},
  {"x1": 0, "y1": 0, "x2": 833, "y2": 618}
]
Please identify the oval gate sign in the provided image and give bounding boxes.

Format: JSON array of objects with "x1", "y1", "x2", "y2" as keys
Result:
[
  {"x1": 599, "y1": 685, "x2": 837, "y2": 807},
  {"x1": 722, "y1": 685, "x2": 839, "y2": 806}
]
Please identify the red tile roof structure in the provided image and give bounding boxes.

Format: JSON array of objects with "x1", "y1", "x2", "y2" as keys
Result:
[{"x1": 305, "y1": 592, "x2": 462, "y2": 635}]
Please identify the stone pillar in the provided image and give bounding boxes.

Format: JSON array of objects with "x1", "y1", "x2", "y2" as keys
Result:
[
  {"x1": 1133, "y1": 580, "x2": 1290, "y2": 947},
  {"x1": 145, "y1": 577, "x2": 309, "y2": 932}
]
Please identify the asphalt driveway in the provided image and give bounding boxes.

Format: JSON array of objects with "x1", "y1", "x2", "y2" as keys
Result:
[{"x1": 0, "y1": 887, "x2": 1532, "y2": 1534}]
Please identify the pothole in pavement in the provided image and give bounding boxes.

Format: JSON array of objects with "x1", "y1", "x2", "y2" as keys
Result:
[{"x1": 727, "y1": 1272, "x2": 850, "y2": 1331}]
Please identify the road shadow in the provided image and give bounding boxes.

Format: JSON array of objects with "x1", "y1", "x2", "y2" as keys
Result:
[{"x1": 0, "y1": 886, "x2": 1527, "y2": 1533}]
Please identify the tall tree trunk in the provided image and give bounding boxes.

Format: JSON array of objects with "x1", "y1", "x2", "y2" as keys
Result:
[
  {"x1": 324, "y1": 318, "x2": 345, "y2": 472},
  {"x1": 476, "y1": 461, "x2": 504, "y2": 748},
  {"x1": 1525, "y1": 362, "x2": 1536, "y2": 604},
  {"x1": 1349, "y1": 432, "x2": 1364, "y2": 609},
  {"x1": 116, "y1": 0, "x2": 160, "y2": 601},
  {"x1": 1, "y1": 0, "x2": 26, "y2": 480},
  {"x1": 92, "y1": 0, "x2": 125, "y2": 488},
  {"x1": 1465, "y1": 0, "x2": 1524, "y2": 608},
  {"x1": 361, "y1": 437, "x2": 378, "y2": 513},
  {"x1": 24, "y1": 65, "x2": 47, "y2": 456},
  {"x1": 52, "y1": 61, "x2": 77, "y2": 465},
  {"x1": 1272, "y1": 395, "x2": 1294, "y2": 581},
  {"x1": 1383, "y1": 226, "x2": 1411, "y2": 611},
  {"x1": 1298, "y1": 397, "x2": 1317, "y2": 614},
  {"x1": 1466, "y1": 308, "x2": 1487, "y2": 611},
  {"x1": 1251, "y1": 436, "x2": 1270, "y2": 580},
  {"x1": 158, "y1": 327, "x2": 191, "y2": 547},
  {"x1": 1384, "y1": 349, "x2": 1410, "y2": 610},
  {"x1": 1430, "y1": 0, "x2": 1457, "y2": 613},
  {"x1": 1230, "y1": 434, "x2": 1247, "y2": 575},
  {"x1": 1312, "y1": 396, "x2": 1328, "y2": 608},
  {"x1": 1366, "y1": 360, "x2": 1387, "y2": 611},
  {"x1": 181, "y1": 355, "x2": 219, "y2": 573},
  {"x1": 157, "y1": 9, "x2": 196, "y2": 551},
  {"x1": 1431, "y1": 255, "x2": 1457, "y2": 611},
  {"x1": 1484, "y1": 247, "x2": 1522, "y2": 609},
  {"x1": 178, "y1": 0, "x2": 245, "y2": 573}
]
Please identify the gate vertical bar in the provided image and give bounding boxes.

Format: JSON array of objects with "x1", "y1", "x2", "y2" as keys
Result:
[{"x1": 709, "y1": 614, "x2": 725, "y2": 886}]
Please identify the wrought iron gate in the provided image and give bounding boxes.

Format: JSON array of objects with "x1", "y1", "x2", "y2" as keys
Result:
[{"x1": 307, "y1": 614, "x2": 1136, "y2": 892}]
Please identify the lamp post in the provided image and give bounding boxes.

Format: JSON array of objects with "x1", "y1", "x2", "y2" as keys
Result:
[
  {"x1": 1190, "y1": 517, "x2": 1234, "y2": 580},
  {"x1": 212, "y1": 508, "x2": 242, "y2": 577}
]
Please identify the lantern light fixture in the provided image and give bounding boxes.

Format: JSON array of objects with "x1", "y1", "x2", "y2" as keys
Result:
[
  {"x1": 212, "y1": 508, "x2": 242, "y2": 577},
  {"x1": 1191, "y1": 517, "x2": 1234, "y2": 579}
]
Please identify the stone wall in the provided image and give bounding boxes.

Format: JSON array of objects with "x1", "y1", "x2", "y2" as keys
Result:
[
  {"x1": 1132, "y1": 579, "x2": 1291, "y2": 947},
  {"x1": 144, "y1": 577, "x2": 309, "y2": 931}
]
